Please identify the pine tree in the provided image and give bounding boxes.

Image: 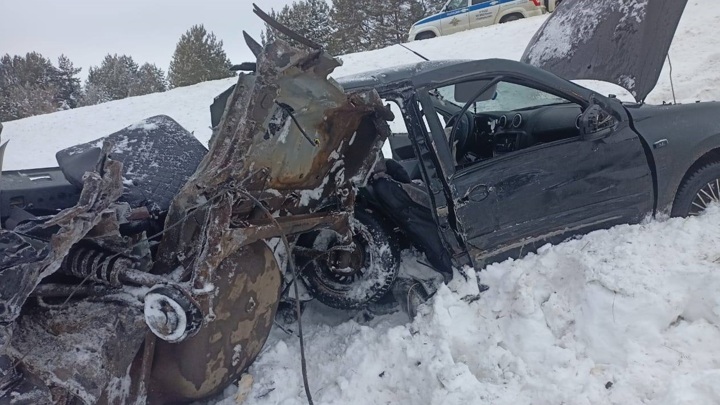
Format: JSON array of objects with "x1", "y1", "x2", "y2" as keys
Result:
[
  {"x1": 82, "y1": 83, "x2": 111, "y2": 106},
  {"x1": 55, "y1": 55, "x2": 82, "y2": 109},
  {"x1": 262, "y1": 0, "x2": 336, "y2": 53},
  {"x1": 0, "y1": 52, "x2": 60, "y2": 121},
  {"x1": 130, "y1": 63, "x2": 167, "y2": 96},
  {"x1": 330, "y1": 0, "x2": 374, "y2": 54},
  {"x1": 168, "y1": 25, "x2": 235, "y2": 88},
  {"x1": 84, "y1": 54, "x2": 140, "y2": 104},
  {"x1": 368, "y1": 0, "x2": 431, "y2": 48}
]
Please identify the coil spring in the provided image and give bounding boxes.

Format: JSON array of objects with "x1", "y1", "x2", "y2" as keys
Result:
[{"x1": 61, "y1": 245, "x2": 132, "y2": 287}]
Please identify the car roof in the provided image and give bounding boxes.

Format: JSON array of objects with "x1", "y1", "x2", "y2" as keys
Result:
[
  {"x1": 336, "y1": 58, "x2": 592, "y2": 100},
  {"x1": 336, "y1": 60, "x2": 467, "y2": 90}
]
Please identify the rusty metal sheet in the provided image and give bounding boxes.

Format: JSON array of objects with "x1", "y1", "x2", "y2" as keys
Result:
[{"x1": 147, "y1": 241, "x2": 281, "y2": 403}]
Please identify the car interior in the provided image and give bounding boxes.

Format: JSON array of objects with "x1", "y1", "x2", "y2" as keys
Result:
[{"x1": 388, "y1": 80, "x2": 584, "y2": 179}]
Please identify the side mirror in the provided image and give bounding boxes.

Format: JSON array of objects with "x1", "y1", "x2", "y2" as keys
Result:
[{"x1": 579, "y1": 104, "x2": 616, "y2": 141}]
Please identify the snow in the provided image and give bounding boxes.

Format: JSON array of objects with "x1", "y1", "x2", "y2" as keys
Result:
[
  {"x1": 214, "y1": 207, "x2": 720, "y2": 405},
  {"x1": 2, "y1": 1, "x2": 720, "y2": 404}
]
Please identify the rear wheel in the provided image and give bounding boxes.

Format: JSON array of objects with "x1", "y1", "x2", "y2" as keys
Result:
[
  {"x1": 672, "y1": 161, "x2": 720, "y2": 217},
  {"x1": 295, "y1": 209, "x2": 400, "y2": 310},
  {"x1": 546, "y1": 0, "x2": 562, "y2": 12},
  {"x1": 415, "y1": 31, "x2": 436, "y2": 40},
  {"x1": 500, "y1": 13, "x2": 523, "y2": 23}
]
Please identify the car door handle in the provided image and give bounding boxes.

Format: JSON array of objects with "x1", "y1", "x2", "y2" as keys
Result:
[{"x1": 461, "y1": 184, "x2": 491, "y2": 203}]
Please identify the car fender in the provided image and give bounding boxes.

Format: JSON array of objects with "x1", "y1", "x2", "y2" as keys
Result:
[{"x1": 627, "y1": 101, "x2": 720, "y2": 213}]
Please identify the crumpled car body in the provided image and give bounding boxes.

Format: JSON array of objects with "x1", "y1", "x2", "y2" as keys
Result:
[{"x1": 0, "y1": 36, "x2": 391, "y2": 403}]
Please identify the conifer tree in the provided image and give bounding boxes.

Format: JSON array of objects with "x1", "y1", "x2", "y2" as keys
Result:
[
  {"x1": 130, "y1": 63, "x2": 168, "y2": 96},
  {"x1": 55, "y1": 55, "x2": 82, "y2": 109},
  {"x1": 330, "y1": 0, "x2": 436, "y2": 54},
  {"x1": 263, "y1": 0, "x2": 336, "y2": 53},
  {"x1": 0, "y1": 52, "x2": 61, "y2": 121},
  {"x1": 329, "y1": 0, "x2": 373, "y2": 54},
  {"x1": 84, "y1": 54, "x2": 140, "y2": 103},
  {"x1": 168, "y1": 25, "x2": 234, "y2": 88}
]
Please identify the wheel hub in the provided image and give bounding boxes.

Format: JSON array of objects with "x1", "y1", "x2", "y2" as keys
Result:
[
  {"x1": 327, "y1": 241, "x2": 364, "y2": 278},
  {"x1": 690, "y1": 178, "x2": 720, "y2": 215}
]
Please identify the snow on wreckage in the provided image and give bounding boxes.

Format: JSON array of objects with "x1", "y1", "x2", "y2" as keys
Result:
[{"x1": 0, "y1": 5, "x2": 392, "y2": 403}]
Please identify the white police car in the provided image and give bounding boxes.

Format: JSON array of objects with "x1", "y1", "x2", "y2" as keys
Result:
[{"x1": 408, "y1": 0, "x2": 550, "y2": 41}]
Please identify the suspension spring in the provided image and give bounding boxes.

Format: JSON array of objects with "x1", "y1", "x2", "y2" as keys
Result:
[{"x1": 60, "y1": 245, "x2": 133, "y2": 287}]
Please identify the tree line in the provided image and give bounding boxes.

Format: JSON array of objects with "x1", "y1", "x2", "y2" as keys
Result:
[
  {"x1": 0, "y1": 24, "x2": 234, "y2": 122},
  {"x1": 262, "y1": 0, "x2": 441, "y2": 54},
  {"x1": 2, "y1": 0, "x2": 442, "y2": 122}
]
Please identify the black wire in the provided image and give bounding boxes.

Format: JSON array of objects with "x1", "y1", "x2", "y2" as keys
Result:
[
  {"x1": 275, "y1": 102, "x2": 318, "y2": 147},
  {"x1": 238, "y1": 189, "x2": 314, "y2": 405}
]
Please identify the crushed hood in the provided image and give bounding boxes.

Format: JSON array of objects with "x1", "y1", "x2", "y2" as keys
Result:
[{"x1": 521, "y1": 0, "x2": 688, "y2": 102}]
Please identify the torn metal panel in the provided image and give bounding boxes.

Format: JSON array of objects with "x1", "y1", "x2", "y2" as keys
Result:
[
  {"x1": 148, "y1": 241, "x2": 281, "y2": 403},
  {"x1": 0, "y1": 150, "x2": 125, "y2": 326},
  {"x1": 138, "y1": 37, "x2": 389, "y2": 402},
  {"x1": 155, "y1": 38, "x2": 391, "y2": 281},
  {"x1": 142, "y1": 38, "x2": 390, "y2": 401}
]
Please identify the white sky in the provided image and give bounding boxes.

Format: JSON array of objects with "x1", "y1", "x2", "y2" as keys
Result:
[{"x1": 0, "y1": 0, "x2": 295, "y2": 80}]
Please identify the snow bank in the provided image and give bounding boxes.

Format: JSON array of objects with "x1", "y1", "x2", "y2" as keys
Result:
[
  {"x1": 215, "y1": 207, "x2": 720, "y2": 405},
  {"x1": 2, "y1": 0, "x2": 718, "y2": 170}
]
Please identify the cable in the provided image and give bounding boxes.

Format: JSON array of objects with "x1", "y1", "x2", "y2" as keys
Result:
[
  {"x1": 275, "y1": 102, "x2": 319, "y2": 147},
  {"x1": 238, "y1": 189, "x2": 314, "y2": 405},
  {"x1": 667, "y1": 53, "x2": 677, "y2": 105}
]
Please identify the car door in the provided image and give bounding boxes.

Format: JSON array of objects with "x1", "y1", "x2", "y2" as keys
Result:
[
  {"x1": 469, "y1": 0, "x2": 501, "y2": 29},
  {"x1": 440, "y1": 0, "x2": 471, "y2": 35},
  {"x1": 432, "y1": 79, "x2": 654, "y2": 264}
]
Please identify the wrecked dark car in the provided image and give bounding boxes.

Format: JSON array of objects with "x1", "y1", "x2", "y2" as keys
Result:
[
  {"x1": 2, "y1": 0, "x2": 720, "y2": 403},
  {"x1": 0, "y1": 29, "x2": 393, "y2": 403}
]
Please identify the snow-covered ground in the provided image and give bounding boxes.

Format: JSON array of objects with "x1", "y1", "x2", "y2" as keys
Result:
[
  {"x1": 3, "y1": 1, "x2": 720, "y2": 404},
  {"x1": 216, "y1": 207, "x2": 720, "y2": 405}
]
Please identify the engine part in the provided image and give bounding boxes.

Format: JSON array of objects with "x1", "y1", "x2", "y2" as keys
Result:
[
  {"x1": 144, "y1": 284, "x2": 203, "y2": 343},
  {"x1": 60, "y1": 244, "x2": 172, "y2": 289}
]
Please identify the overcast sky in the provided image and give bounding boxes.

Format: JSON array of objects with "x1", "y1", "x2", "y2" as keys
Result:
[{"x1": 0, "y1": 0, "x2": 295, "y2": 79}]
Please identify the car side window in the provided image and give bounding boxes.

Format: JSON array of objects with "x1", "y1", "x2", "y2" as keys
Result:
[
  {"x1": 445, "y1": 0, "x2": 468, "y2": 11},
  {"x1": 429, "y1": 79, "x2": 583, "y2": 167},
  {"x1": 471, "y1": 0, "x2": 490, "y2": 5}
]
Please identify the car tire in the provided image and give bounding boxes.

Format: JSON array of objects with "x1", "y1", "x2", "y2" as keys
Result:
[
  {"x1": 671, "y1": 161, "x2": 720, "y2": 217},
  {"x1": 296, "y1": 208, "x2": 400, "y2": 310},
  {"x1": 500, "y1": 14, "x2": 523, "y2": 23},
  {"x1": 546, "y1": 0, "x2": 561, "y2": 11},
  {"x1": 415, "y1": 32, "x2": 436, "y2": 40}
]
